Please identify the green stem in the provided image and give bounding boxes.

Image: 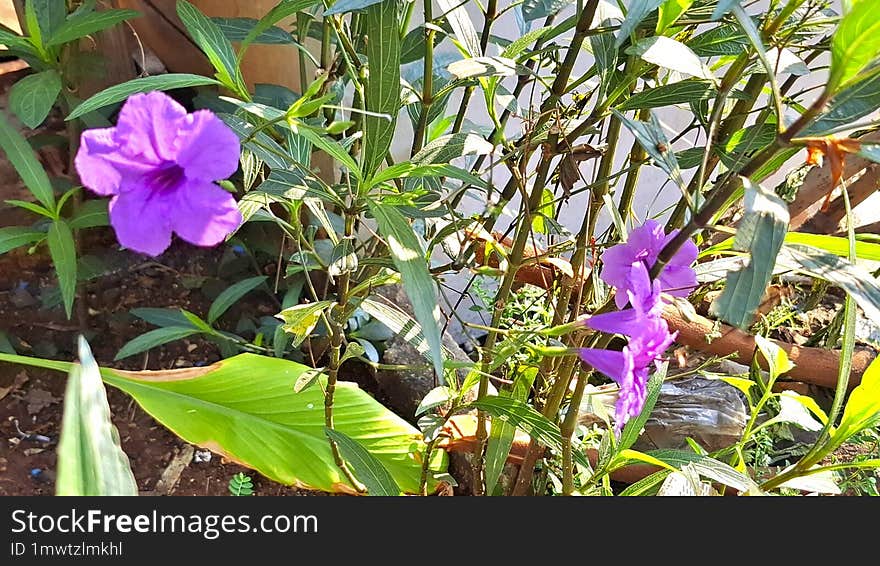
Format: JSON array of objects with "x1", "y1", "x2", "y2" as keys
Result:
[{"x1": 411, "y1": 0, "x2": 435, "y2": 155}]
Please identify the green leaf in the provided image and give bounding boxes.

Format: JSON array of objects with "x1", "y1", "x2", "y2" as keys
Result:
[
  {"x1": 48, "y1": 220, "x2": 76, "y2": 320},
  {"x1": 56, "y1": 337, "x2": 138, "y2": 496},
  {"x1": 829, "y1": 0, "x2": 880, "y2": 90},
  {"x1": 0, "y1": 352, "x2": 444, "y2": 494},
  {"x1": 368, "y1": 203, "x2": 445, "y2": 380},
  {"x1": 649, "y1": 449, "x2": 761, "y2": 493},
  {"x1": 485, "y1": 367, "x2": 536, "y2": 495},
  {"x1": 754, "y1": 335, "x2": 794, "y2": 381},
  {"x1": 46, "y1": 9, "x2": 140, "y2": 47},
  {"x1": 804, "y1": 71, "x2": 880, "y2": 136},
  {"x1": 361, "y1": 0, "x2": 400, "y2": 178},
  {"x1": 626, "y1": 36, "x2": 713, "y2": 80},
  {"x1": 0, "y1": 25, "x2": 32, "y2": 51},
  {"x1": 368, "y1": 162, "x2": 487, "y2": 190},
  {"x1": 831, "y1": 355, "x2": 880, "y2": 450},
  {"x1": 208, "y1": 275, "x2": 268, "y2": 325},
  {"x1": 466, "y1": 396, "x2": 562, "y2": 450},
  {"x1": 115, "y1": 327, "x2": 201, "y2": 361},
  {"x1": 447, "y1": 56, "x2": 520, "y2": 79},
  {"x1": 618, "y1": 79, "x2": 715, "y2": 110},
  {"x1": 437, "y1": 0, "x2": 481, "y2": 57},
  {"x1": 324, "y1": 428, "x2": 402, "y2": 496},
  {"x1": 656, "y1": 0, "x2": 696, "y2": 34},
  {"x1": 359, "y1": 296, "x2": 444, "y2": 364},
  {"x1": 410, "y1": 132, "x2": 494, "y2": 165},
  {"x1": 67, "y1": 74, "x2": 221, "y2": 120},
  {"x1": 618, "y1": 362, "x2": 667, "y2": 451},
  {"x1": 689, "y1": 24, "x2": 748, "y2": 57},
  {"x1": 501, "y1": 26, "x2": 550, "y2": 59},
  {"x1": 616, "y1": 0, "x2": 665, "y2": 48},
  {"x1": 27, "y1": 0, "x2": 65, "y2": 50},
  {"x1": 238, "y1": 0, "x2": 320, "y2": 54},
  {"x1": 68, "y1": 199, "x2": 109, "y2": 230},
  {"x1": 521, "y1": 0, "x2": 574, "y2": 22},
  {"x1": 176, "y1": 0, "x2": 246, "y2": 95},
  {"x1": 131, "y1": 307, "x2": 197, "y2": 329},
  {"x1": 328, "y1": 237, "x2": 358, "y2": 277},
  {"x1": 779, "y1": 244, "x2": 880, "y2": 323},
  {"x1": 9, "y1": 70, "x2": 61, "y2": 129},
  {"x1": 325, "y1": 0, "x2": 383, "y2": 15},
  {"x1": 0, "y1": 111, "x2": 55, "y2": 211},
  {"x1": 710, "y1": 179, "x2": 789, "y2": 328},
  {"x1": 276, "y1": 301, "x2": 333, "y2": 347},
  {"x1": 0, "y1": 226, "x2": 45, "y2": 254},
  {"x1": 704, "y1": 232, "x2": 880, "y2": 263},
  {"x1": 612, "y1": 109, "x2": 684, "y2": 189},
  {"x1": 213, "y1": 17, "x2": 292, "y2": 44}
]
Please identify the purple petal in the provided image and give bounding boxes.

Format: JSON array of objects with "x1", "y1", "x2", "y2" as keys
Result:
[
  {"x1": 579, "y1": 348, "x2": 631, "y2": 385},
  {"x1": 667, "y1": 234, "x2": 698, "y2": 268},
  {"x1": 175, "y1": 110, "x2": 241, "y2": 181},
  {"x1": 585, "y1": 308, "x2": 641, "y2": 336},
  {"x1": 659, "y1": 263, "x2": 698, "y2": 297},
  {"x1": 170, "y1": 179, "x2": 242, "y2": 247},
  {"x1": 114, "y1": 92, "x2": 187, "y2": 163},
  {"x1": 75, "y1": 127, "x2": 155, "y2": 196},
  {"x1": 108, "y1": 187, "x2": 172, "y2": 257},
  {"x1": 626, "y1": 219, "x2": 665, "y2": 257}
]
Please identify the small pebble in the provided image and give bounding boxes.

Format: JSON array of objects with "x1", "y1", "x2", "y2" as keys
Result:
[{"x1": 193, "y1": 450, "x2": 212, "y2": 463}]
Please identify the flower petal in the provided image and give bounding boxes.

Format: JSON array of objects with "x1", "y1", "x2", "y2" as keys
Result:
[
  {"x1": 579, "y1": 348, "x2": 630, "y2": 384},
  {"x1": 114, "y1": 92, "x2": 187, "y2": 163},
  {"x1": 75, "y1": 127, "x2": 156, "y2": 196},
  {"x1": 108, "y1": 188, "x2": 173, "y2": 257},
  {"x1": 170, "y1": 179, "x2": 242, "y2": 247},
  {"x1": 585, "y1": 309, "x2": 641, "y2": 336},
  {"x1": 659, "y1": 263, "x2": 698, "y2": 297},
  {"x1": 175, "y1": 110, "x2": 241, "y2": 181}
]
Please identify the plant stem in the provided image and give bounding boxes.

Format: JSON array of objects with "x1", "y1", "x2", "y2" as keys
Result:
[{"x1": 411, "y1": 0, "x2": 435, "y2": 155}]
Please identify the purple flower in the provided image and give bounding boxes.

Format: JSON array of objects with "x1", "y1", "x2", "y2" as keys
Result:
[
  {"x1": 75, "y1": 91, "x2": 242, "y2": 257},
  {"x1": 600, "y1": 219, "x2": 698, "y2": 308}
]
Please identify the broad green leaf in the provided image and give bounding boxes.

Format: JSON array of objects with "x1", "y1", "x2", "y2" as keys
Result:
[
  {"x1": 48, "y1": 220, "x2": 76, "y2": 320},
  {"x1": 829, "y1": 0, "x2": 880, "y2": 89},
  {"x1": 804, "y1": 71, "x2": 880, "y2": 136},
  {"x1": 115, "y1": 327, "x2": 201, "y2": 361},
  {"x1": 437, "y1": 0, "x2": 481, "y2": 57},
  {"x1": 591, "y1": 11, "x2": 620, "y2": 102},
  {"x1": 410, "y1": 132, "x2": 494, "y2": 165},
  {"x1": 467, "y1": 396, "x2": 562, "y2": 450},
  {"x1": 779, "y1": 244, "x2": 880, "y2": 323},
  {"x1": 276, "y1": 301, "x2": 333, "y2": 347},
  {"x1": 626, "y1": 36, "x2": 713, "y2": 80},
  {"x1": 324, "y1": 428, "x2": 402, "y2": 496},
  {"x1": 45, "y1": 9, "x2": 139, "y2": 47},
  {"x1": 616, "y1": 0, "x2": 665, "y2": 48},
  {"x1": 238, "y1": 0, "x2": 320, "y2": 54},
  {"x1": 612, "y1": 109, "x2": 684, "y2": 189},
  {"x1": 828, "y1": 355, "x2": 880, "y2": 452},
  {"x1": 325, "y1": 0, "x2": 383, "y2": 15},
  {"x1": 176, "y1": 0, "x2": 246, "y2": 95},
  {"x1": 689, "y1": 24, "x2": 748, "y2": 57},
  {"x1": 656, "y1": 0, "x2": 696, "y2": 34},
  {"x1": 777, "y1": 468, "x2": 841, "y2": 495},
  {"x1": 68, "y1": 199, "x2": 109, "y2": 230},
  {"x1": 213, "y1": 17, "x2": 293, "y2": 44},
  {"x1": 208, "y1": 275, "x2": 268, "y2": 324},
  {"x1": 618, "y1": 79, "x2": 715, "y2": 110},
  {"x1": 28, "y1": 0, "x2": 65, "y2": 50},
  {"x1": 0, "y1": 226, "x2": 45, "y2": 254},
  {"x1": 754, "y1": 334, "x2": 793, "y2": 381},
  {"x1": 369, "y1": 203, "x2": 445, "y2": 380},
  {"x1": 447, "y1": 56, "x2": 520, "y2": 79},
  {"x1": 362, "y1": 0, "x2": 401, "y2": 178},
  {"x1": 521, "y1": 0, "x2": 574, "y2": 22},
  {"x1": 0, "y1": 352, "x2": 444, "y2": 494},
  {"x1": 0, "y1": 111, "x2": 55, "y2": 210},
  {"x1": 710, "y1": 179, "x2": 789, "y2": 328},
  {"x1": 9, "y1": 69, "x2": 61, "y2": 129},
  {"x1": 56, "y1": 337, "x2": 138, "y2": 496},
  {"x1": 67, "y1": 74, "x2": 221, "y2": 120}
]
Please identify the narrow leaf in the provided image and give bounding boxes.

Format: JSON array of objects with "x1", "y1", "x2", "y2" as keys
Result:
[
  {"x1": 48, "y1": 220, "x2": 76, "y2": 320},
  {"x1": 0, "y1": 226, "x2": 45, "y2": 254},
  {"x1": 362, "y1": 0, "x2": 400, "y2": 178},
  {"x1": 115, "y1": 327, "x2": 201, "y2": 361},
  {"x1": 0, "y1": 111, "x2": 55, "y2": 210},
  {"x1": 324, "y1": 428, "x2": 402, "y2": 496},
  {"x1": 208, "y1": 275, "x2": 268, "y2": 324},
  {"x1": 67, "y1": 74, "x2": 221, "y2": 120},
  {"x1": 46, "y1": 9, "x2": 140, "y2": 47}
]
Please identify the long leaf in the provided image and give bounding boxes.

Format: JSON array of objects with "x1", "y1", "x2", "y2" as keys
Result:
[
  {"x1": 0, "y1": 111, "x2": 55, "y2": 210},
  {"x1": 361, "y1": 0, "x2": 400, "y2": 178},
  {"x1": 616, "y1": 0, "x2": 665, "y2": 48},
  {"x1": 208, "y1": 275, "x2": 268, "y2": 324},
  {"x1": 368, "y1": 202, "x2": 445, "y2": 380},
  {"x1": 114, "y1": 327, "x2": 201, "y2": 361},
  {"x1": 0, "y1": 352, "x2": 444, "y2": 494},
  {"x1": 176, "y1": 0, "x2": 246, "y2": 94},
  {"x1": 0, "y1": 226, "x2": 45, "y2": 254},
  {"x1": 436, "y1": 0, "x2": 481, "y2": 57},
  {"x1": 9, "y1": 69, "x2": 61, "y2": 129},
  {"x1": 485, "y1": 367, "x2": 536, "y2": 495},
  {"x1": 804, "y1": 71, "x2": 880, "y2": 136},
  {"x1": 48, "y1": 220, "x2": 76, "y2": 320},
  {"x1": 239, "y1": 0, "x2": 320, "y2": 53},
  {"x1": 618, "y1": 80, "x2": 716, "y2": 111},
  {"x1": 710, "y1": 179, "x2": 789, "y2": 328},
  {"x1": 324, "y1": 428, "x2": 402, "y2": 495},
  {"x1": 46, "y1": 9, "x2": 140, "y2": 47},
  {"x1": 67, "y1": 74, "x2": 221, "y2": 120},
  {"x1": 56, "y1": 337, "x2": 138, "y2": 496}
]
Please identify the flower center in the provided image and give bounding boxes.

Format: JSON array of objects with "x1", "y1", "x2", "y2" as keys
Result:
[{"x1": 147, "y1": 163, "x2": 186, "y2": 194}]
